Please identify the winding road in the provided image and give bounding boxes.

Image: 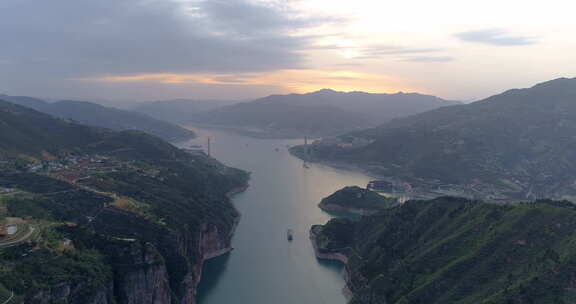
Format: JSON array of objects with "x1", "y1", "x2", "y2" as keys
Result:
[
  {"x1": 0, "y1": 226, "x2": 36, "y2": 248},
  {"x1": 0, "y1": 291, "x2": 13, "y2": 304}
]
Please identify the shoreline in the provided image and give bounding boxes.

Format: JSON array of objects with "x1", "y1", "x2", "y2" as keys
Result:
[
  {"x1": 192, "y1": 182, "x2": 249, "y2": 303},
  {"x1": 288, "y1": 148, "x2": 380, "y2": 179},
  {"x1": 185, "y1": 123, "x2": 304, "y2": 140},
  {"x1": 184, "y1": 123, "x2": 340, "y2": 140},
  {"x1": 318, "y1": 202, "x2": 379, "y2": 216},
  {"x1": 290, "y1": 149, "x2": 538, "y2": 203},
  {"x1": 309, "y1": 227, "x2": 353, "y2": 301}
]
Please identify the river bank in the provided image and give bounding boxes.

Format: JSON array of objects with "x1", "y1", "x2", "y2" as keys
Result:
[
  {"x1": 309, "y1": 226, "x2": 355, "y2": 302},
  {"x1": 289, "y1": 147, "x2": 530, "y2": 202},
  {"x1": 186, "y1": 123, "x2": 310, "y2": 139},
  {"x1": 318, "y1": 202, "x2": 379, "y2": 216}
]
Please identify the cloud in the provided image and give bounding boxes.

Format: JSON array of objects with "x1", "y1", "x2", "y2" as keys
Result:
[
  {"x1": 455, "y1": 29, "x2": 538, "y2": 46},
  {"x1": 313, "y1": 43, "x2": 449, "y2": 61},
  {"x1": 0, "y1": 0, "x2": 331, "y2": 99},
  {"x1": 195, "y1": 0, "x2": 334, "y2": 36},
  {"x1": 362, "y1": 46, "x2": 444, "y2": 56},
  {"x1": 401, "y1": 56, "x2": 455, "y2": 63},
  {"x1": 313, "y1": 44, "x2": 443, "y2": 55}
]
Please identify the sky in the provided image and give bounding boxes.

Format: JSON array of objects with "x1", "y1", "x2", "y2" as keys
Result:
[{"x1": 1, "y1": 0, "x2": 575, "y2": 103}]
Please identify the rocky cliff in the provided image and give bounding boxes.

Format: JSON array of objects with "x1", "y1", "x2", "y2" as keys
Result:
[
  {"x1": 25, "y1": 219, "x2": 238, "y2": 304},
  {"x1": 86, "y1": 195, "x2": 243, "y2": 304}
]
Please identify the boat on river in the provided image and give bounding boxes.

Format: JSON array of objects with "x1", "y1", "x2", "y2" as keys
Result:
[{"x1": 287, "y1": 229, "x2": 294, "y2": 241}]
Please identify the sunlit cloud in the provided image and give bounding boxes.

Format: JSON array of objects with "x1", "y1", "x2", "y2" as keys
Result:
[
  {"x1": 401, "y1": 56, "x2": 455, "y2": 63},
  {"x1": 310, "y1": 41, "x2": 448, "y2": 61},
  {"x1": 80, "y1": 69, "x2": 412, "y2": 94}
]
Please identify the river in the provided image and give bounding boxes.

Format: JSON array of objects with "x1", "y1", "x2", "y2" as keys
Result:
[{"x1": 180, "y1": 127, "x2": 371, "y2": 304}]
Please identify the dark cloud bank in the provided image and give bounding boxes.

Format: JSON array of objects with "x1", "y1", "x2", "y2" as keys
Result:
[{"x1": 0, "y1": 0, "x2": 322, "y2": 99}]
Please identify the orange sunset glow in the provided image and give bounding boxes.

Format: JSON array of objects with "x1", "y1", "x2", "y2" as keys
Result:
[{"x1": 82, "y1": 69, "x2": 413, "y2": 95}]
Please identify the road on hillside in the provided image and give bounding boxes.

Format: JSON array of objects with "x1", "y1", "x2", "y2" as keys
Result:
[
  {"x1": 0, "y1": 226, "x2": 36, "y2": 248},
  {"x1": 0, "y1": 291, "x2": 13, "y2": 304}
]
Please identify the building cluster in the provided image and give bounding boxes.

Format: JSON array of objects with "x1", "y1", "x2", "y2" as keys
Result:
[
  {"x1": 0, "y1": 224, "x2": 17, "y2": 238},
  {"x1": 27, "y1": 155, "x2": 117, "y2": 174},
  {"x1": 21, "y1": 154, "x2": 132, "y2": 184}
]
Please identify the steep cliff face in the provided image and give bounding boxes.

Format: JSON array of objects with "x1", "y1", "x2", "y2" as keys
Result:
[
  {"x1": 185, "y1": 221, "x2": 239, "y2": 304},
  {"x1": 110, "y1": 241, "x2": 172, "y2": 304},
  {"x1": 90, "y1": 203, "x2": 241, "y2": 304},
  {"x1": 0, "y1": 164, "x2": 246, "y2": 304}
]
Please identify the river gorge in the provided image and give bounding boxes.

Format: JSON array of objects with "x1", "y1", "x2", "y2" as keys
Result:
[{"x1": 180, "y1": 127, "x2": 371, "y2": 304}]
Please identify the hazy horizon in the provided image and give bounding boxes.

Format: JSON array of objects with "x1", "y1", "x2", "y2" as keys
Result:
[{"x1": 1, "y1": 86, "x2": 467, "y2": 108}]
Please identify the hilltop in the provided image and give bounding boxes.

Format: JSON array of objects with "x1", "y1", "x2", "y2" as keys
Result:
[
  {"x1": 134, "y1": 99, "x2": 239, "y2": 123},
  {"x1": 190, "y1": 89, "x2": 458, "y2": 138},
  {"x1": 292, "y1": 78, "x2": 576, "y2": 200},
  {"x1": 0, "y1": 95, "x2": 196, "y2": 142},
  {"x1": 318, "y1": 186, "x2": 397, "y2": 215}
]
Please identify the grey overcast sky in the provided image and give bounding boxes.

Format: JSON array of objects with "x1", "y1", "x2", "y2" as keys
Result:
[{"x1": 1, "y1": 0, "x2": 575, "y2": 103}]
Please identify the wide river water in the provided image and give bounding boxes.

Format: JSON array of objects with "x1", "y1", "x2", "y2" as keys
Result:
[{"x1": 180, "y1": 127, "x2": 371, "y2": 304}]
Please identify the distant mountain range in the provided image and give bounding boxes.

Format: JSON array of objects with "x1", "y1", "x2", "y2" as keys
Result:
[
  {"x1": 134, "y1": 99, "x2": 239, "y2": 123},
  {"x1": 0, "y1": 98, "x2": 189, "y2": 159},
  {"x1": 291, "y1": 78, "x2": 576, "y2": 200},
  {"x1": 190, "y1": 89, "x2": 459, "y2": 138},
  {"x1": 0, "y1": 95, "x2": 196, "y2": 142}
]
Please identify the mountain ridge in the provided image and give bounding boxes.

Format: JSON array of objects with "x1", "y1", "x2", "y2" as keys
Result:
[
  {"x1": 134, "y1": 99, "x2": 239, "y2": 123},
  {"x1": 291, "y1": 78, "x2": 576, "y2": 200},
  {"x1": 190, "y1": 89, "x2": 459, "y2": 138},
  {"x1": 0, "y1": 95, "x2": 196, "y2": 142}
]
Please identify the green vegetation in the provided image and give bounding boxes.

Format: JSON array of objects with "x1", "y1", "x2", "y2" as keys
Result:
[
  {"x1": 313, "y1": 197, "x2": 576, "y2": 304},
  {"x1": 6, "y1": 196, "x2": 53, "y2": 220},
  {"x1": 319, "y1": 186, "x2": 397, "y2": 214},
  {"x1": 0, "y1": 98, "x2": 249, "y2": 302},
  {"x1": 1, "y1": 95, "x2": 196, "y2": 142},
  {"x1": 0, "y1": 99, "x2": 103, "y2": 157},
  {"x1": 0, "y1": 243, "x2": 111, "y2": 296}
]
